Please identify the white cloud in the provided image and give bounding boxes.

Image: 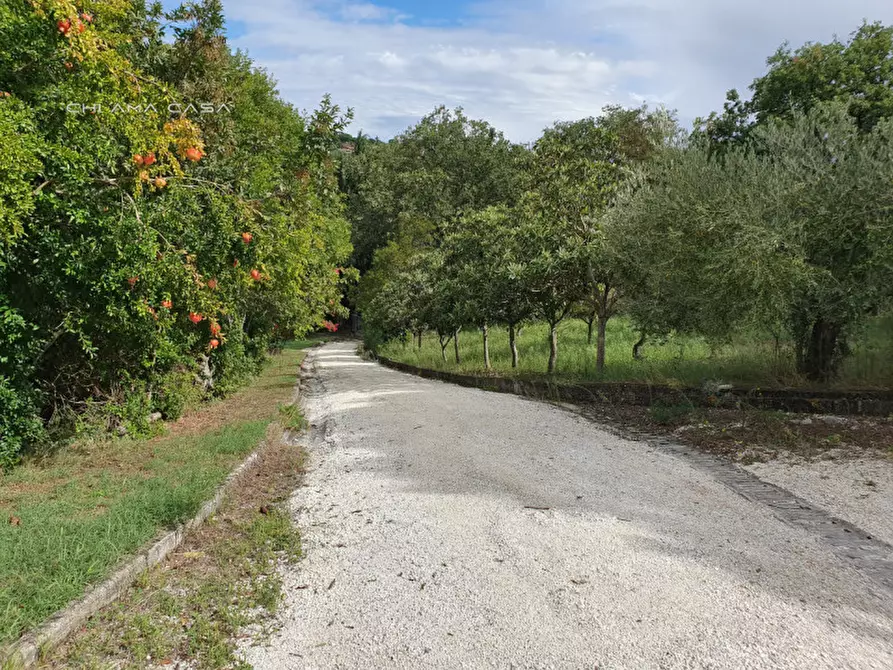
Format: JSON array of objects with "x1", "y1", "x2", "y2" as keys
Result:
[
  {"x1": 338, "y1": 2, "x2": 402, "y2": 22},
  {"x1": 224, "y1": 0, "x2": 893, "y2": 141}
]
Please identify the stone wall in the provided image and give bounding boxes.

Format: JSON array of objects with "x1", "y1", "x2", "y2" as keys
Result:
[{"x1": 376, "y1": 357, "x2": 893, "y2": 417}]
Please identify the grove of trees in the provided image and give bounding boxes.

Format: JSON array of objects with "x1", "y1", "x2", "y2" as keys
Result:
[
  {"x1": 349, "y1": 22, "x2": 893, "y2": 386},
  {"x1": 0, "y1": 0, "x2": 353, "y2": 466}
]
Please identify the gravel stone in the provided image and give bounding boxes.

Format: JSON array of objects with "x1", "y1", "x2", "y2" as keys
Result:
[{"x1": 245, "y1": 342, "x2": 893, "y2": 670}]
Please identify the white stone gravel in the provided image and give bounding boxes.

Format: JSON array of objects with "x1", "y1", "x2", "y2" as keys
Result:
[
  {"x1": 748, "y1": 455, "x2": 893, "y2": 547},
  {"x1": 245, "y1": 342, "x2": 893, "y2": 670}
]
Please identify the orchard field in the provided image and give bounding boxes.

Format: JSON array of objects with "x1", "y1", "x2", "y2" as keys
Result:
[
  {"x1": 379, "y1": 315, "x2": 893, "y2": 390},
  {"x1": 2, "y1": 3, "x2": 893, "y2": 464},
  {"x1": 349, "y1": 24, "x2": 893, "y2": 392}
]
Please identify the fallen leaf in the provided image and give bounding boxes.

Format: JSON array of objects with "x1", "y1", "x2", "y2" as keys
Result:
[{"x1": 8, "y1": 515, "x2": 21, "y2": 526}]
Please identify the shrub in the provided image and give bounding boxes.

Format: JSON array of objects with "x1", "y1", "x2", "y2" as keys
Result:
[
  {"x1": 0, "y1": 378, "x2": 45, "y2": 469},
  {"x1": 0, "y1": 2, "x2": 353, "y2": 459},
  {"x1": 151, "y1": 366, "x2": 202, "y2": 421}
]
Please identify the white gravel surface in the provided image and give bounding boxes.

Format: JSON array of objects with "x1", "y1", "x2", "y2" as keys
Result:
[
  {"x1": 748, "y1": 456, "x2": 893, "y2": 547},
  {"x1": 245, "y1": 342, "x2": 893, "y2": 670}
]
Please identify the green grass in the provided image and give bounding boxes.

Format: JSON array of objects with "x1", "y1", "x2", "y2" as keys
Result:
[
  {"x1": 379, "y1": 315, "x2": 893, "y2": 389},
  {"x1": 0, "y1": 345, "x2": 310, "y2": 648},
  {"x1": 50, "y1": 506, "x2": 302, "y2": 670}
]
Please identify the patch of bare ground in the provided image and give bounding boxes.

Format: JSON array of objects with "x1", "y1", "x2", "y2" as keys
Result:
[{"x1": 577, "y1": 402, "x2": 893, "y2": 465}]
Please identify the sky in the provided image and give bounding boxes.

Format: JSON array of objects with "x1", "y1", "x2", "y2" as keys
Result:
[{"x1": 207, "y1": 0, "x2": 893, "y2": 142}]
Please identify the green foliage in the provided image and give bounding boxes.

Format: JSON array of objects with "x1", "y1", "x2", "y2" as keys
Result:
[
  {"x1": 697, "y1": 21, "x2": 893, "y2": 146},
  {"x1": 344, "y1": 106, "x2": 523, "y2": 273},
  {"x1": 0, "y1": 102, "x2": 43, "y2": 245},
  {"x1": 0, "y1": 377, "x2": 45, "y2": 469},
  {"x1": 0, "y1": 0, "x2": 353, "y2": 461},
  {"x1": 356, "y1": 22, "x2": 893, "y2": 386},
  {"x1": 152, "y1": 366, "x2": 202, "y2": 420},
  {"x1": 614, "y1": 102, "x2": 893, "y2": 381},
  {"x1": 356, "y1": 107, "x2": 527, "y2": 346}
]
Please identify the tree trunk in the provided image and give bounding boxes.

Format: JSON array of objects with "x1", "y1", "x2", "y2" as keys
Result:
[
  {"x1": 416, "y1": 330, "x2": 423, "y2": 350},
  {"x1": 596, "y1": 317, "x2": 608, "y2": 374},
  {"x1": 586, "y1": 310, "x2": 596, "y2": 345},
  {"x1": 547, "y1": 322, "x2": 558, "y2": 374},
  {"x1": 453, "y1": 329, "x2": 461, "y2": 365},
  {"x1": 439, "y1": 333, "x2": 449, "y2": 363},
  {"x1": 801, "y1": 319, "x2": 842, "y2": 382},
  {"x1": 509, "y1": 323, "x2": 519, "y2": 368},
  {"x1": 633, "y1": 332, "x2": 646, "y2": 360},
  {"x1": 482, "y1": 323, "x2": 491, "y2": 370},
  {"x1": 595, "y1": 284, "x2": 610, "y2": 374}
]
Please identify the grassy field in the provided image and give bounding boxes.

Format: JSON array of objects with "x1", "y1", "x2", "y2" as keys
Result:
[
  {"x1": 379, "y1": 316, "x2": 893, "y2": 389},
  {"x1": 0, "y1": 339, "x2": 316, "y2": 648}
]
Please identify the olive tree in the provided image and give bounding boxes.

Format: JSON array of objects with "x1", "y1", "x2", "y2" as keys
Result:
[{"x1": 610, "y1": 102, "x2": 893, "y2": 382}]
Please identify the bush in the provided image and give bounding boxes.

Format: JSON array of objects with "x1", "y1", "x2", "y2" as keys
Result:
[
  {"x1": 0, "y1": 2, "x2": 353, "y2": 459},
  {"x1": 151, "y1": 366, "x2": 202, "y2": 421},
  {"x1": 0, "y1": 378, "x2": 45, "y2": 469}
]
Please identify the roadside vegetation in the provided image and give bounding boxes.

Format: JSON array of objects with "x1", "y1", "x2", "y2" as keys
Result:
[
  {"x1": 350, "y1": 23, "x2": 893, "y2": 391},
  {"x1": 38, "y1": 415, "x2": 306, "y2": 670},
  {"x1": 0, "y1": 341, "x2": 313, "y2": 649},
  {"x1": 0, "y1": 0, "x2": 355, "y2": 468}
]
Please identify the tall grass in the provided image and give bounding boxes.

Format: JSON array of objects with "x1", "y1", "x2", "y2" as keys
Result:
[{"x1": 379, "y1": 315, "x2": 893, "y2": 389}]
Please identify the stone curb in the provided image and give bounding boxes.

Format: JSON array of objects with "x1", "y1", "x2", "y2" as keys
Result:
[{"x1": 1, "y1": 449, "x2": 263, "y2": 669}]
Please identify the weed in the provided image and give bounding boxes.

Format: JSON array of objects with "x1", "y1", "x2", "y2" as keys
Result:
[
  {"x1": 278, "y1": 403, "x2": 306, "y2": 431},
  {"x1": 648, "y1": 398, "x2": 694, "y2": 426},
  {"x1": 41, "y1": 438, "x2": 306, "y2": 669}
]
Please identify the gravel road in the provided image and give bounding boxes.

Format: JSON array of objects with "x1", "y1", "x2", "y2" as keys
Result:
[{"x1": 245, "y1": 342, "x2": 893, "y2": 670}]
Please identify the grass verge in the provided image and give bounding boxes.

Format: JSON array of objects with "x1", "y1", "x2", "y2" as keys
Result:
[
  {"x1": 0, "y1": 339, "x2": 316, "y2": 650},
  {"x1": 38, "y1": 425, "x2": 306, "y2": 669}
]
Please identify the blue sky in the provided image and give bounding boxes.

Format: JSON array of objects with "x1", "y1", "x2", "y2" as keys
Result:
[{"x1": 194, "y1": 0, "x2": 892, "y2": 141}]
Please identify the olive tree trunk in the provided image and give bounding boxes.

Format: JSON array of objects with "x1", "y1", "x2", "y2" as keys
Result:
[
  {"x1": 547, "y1": 322, "x2": 559, "y2": 374},
  {"x1": 632, "y1": 332, "x2": 646, "y2": 360},
  {"x1": 586, "y1": 309, "x2": 596, "y2": 345},
  {"x1": 799, "y1": 319, "x2": 844, "y2": 382},
  {"x1": 509, "y1": 323, "x2": 519, "y2": 368},
  {"x1": 438, "y1": 332, "x2": 451, "y2": 363},
  {"x1": 482, "y1": 323, "x2": 491, "y2": 370}
]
